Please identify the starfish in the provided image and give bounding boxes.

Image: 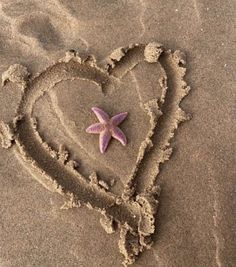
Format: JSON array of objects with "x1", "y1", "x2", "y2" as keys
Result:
[{"x1": 86, "y1": 107, "x2": 128, "y2": 154}]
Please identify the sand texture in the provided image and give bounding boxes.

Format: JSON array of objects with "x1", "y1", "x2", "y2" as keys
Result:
[{"x1": 0, "y1": 1, "x2": 235, "y2": 267}]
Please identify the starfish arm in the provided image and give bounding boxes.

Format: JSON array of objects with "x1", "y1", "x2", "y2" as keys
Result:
[
  {"x1": 91, "y1": 107, "x2": 110, "y2": 123},
  {"x1": 99, "y1": 130, "x2": 112, "y2": 153},
  {"x1": 111, "y1": 127, "x2": 127, "y2": 146},
  {"x1": 111, "y1": 112, "x2": 128, "y2": 126},
  {"x1": 86, "y1": 123, "x2": 104, "y2": 134}
]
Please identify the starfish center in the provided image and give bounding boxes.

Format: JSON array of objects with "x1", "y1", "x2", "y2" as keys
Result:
[{"x1": 104, "y1": 121, "x2": 113, "y2": 131}]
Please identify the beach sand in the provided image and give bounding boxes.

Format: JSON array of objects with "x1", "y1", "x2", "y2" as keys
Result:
[{"x1": 0, "y1": 1, "x2": 235, "y2": 266}]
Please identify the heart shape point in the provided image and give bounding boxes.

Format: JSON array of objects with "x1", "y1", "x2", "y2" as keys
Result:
[{"x1": 0, "y1": 43, "x2": 190, "y2": 266}]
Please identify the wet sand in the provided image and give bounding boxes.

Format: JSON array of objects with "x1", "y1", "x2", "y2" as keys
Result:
[{"x1": 0, "y1": 1, "x2": 235, "y2": 266}]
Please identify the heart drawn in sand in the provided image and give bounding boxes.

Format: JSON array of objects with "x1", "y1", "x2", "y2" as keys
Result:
[{"x1": 0, "y1": 43, "x2": 190, "y2": 266}]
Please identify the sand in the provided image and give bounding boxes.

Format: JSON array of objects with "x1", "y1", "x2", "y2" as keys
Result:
[{"x1": 0, "y1": 1, "x2": 235, "y2": 267}]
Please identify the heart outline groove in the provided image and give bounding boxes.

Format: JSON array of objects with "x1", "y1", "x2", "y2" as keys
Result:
[{"x1": 0, "y1": 42, "x2": 190, "y2": 266}]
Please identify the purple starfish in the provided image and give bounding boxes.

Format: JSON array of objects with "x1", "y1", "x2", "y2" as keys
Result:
[{"x1": 86, "y1": 107, "x2": 128, "y2": 154}]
